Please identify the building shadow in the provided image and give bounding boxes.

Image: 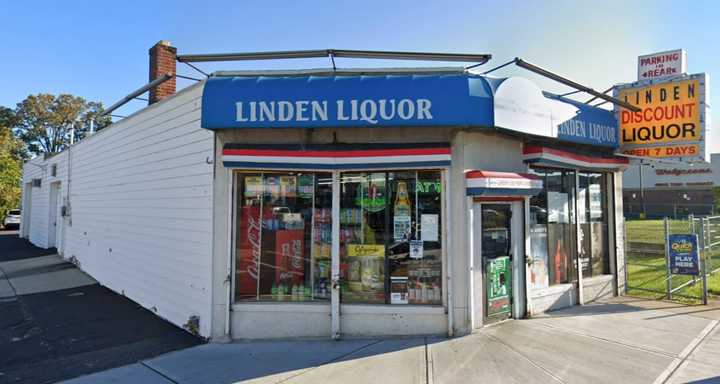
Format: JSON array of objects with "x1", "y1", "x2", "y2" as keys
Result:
[{"x1": 141, "y1": 336, "x2": 444, "y2": 384}]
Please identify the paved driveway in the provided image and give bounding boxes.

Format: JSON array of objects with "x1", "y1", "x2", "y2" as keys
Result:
[
  {"x1": 62, "y1": 296, "x2": 720, "y2": 384},
  {"x1": 0, "y1": 231, "x2": 201, "y2": 384}
]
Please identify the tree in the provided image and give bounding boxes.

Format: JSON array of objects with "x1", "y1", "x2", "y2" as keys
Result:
[
  {"x1": 0, "y1": 107, "x2": 23, "y2": 214},
  {"x1": 13, "y1": 94, "x2": 111, "y2": 156}
]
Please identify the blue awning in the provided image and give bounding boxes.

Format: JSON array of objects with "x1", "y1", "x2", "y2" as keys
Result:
[
  {"x1": 200, "y1": 72, "x2": 620, "y2": 149},
  {"x1": 201, "y1": 74, "x2": 495, "y2": 129}
]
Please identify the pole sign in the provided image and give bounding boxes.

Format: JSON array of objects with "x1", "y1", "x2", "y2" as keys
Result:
[
  {"x1": 614, "y1": 73, "x2": 709, "y2": 162},
  {"x1": 668, "y1": 234, "x2": 700, "y2": 276},
  {"x1": 638, "y1": 49, "x2": 687, "y2": 82}
]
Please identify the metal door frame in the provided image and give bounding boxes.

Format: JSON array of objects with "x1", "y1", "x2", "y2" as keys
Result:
[{"x1": 470, "y1": 199, "x2": 525, "y2": 329}]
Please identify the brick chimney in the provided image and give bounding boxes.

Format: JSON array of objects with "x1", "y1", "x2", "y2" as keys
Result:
[{"x1": 148, "y1": 40, "x2": 177, "y2": 105}]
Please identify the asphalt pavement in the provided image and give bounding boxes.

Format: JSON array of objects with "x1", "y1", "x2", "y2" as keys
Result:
[
  {"x1": 3, "y1": 229, "x2": 720, "y2": 383},
  {"x1": 0, "y1": 230, "x2": 202, "y2": 384}
]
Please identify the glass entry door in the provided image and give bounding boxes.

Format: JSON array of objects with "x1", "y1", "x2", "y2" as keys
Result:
[{"x1": 481, "y1": 204, "x2": 513, "y2": 323}]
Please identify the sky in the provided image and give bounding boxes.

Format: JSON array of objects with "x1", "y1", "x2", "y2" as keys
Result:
[{"x1": 1, "y1": 0, "x2": 717, "y2": 150}]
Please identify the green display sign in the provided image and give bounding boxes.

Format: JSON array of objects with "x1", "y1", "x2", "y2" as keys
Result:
[{"x1": 486, "y1": 256, "x2": 511, "y2": 317}]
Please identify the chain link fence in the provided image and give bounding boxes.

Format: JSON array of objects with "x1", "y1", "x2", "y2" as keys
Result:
[{"x1": 625, "y1": 215, "x2": 720, "y2": 303}]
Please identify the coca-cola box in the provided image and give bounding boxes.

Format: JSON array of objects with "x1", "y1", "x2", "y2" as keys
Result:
[
  {"x1": 236, "y1": 206, "x2": 267, "y2": 298},
  {"x1": 274, "y1": 229, "x2": 305, "y2": 285}
]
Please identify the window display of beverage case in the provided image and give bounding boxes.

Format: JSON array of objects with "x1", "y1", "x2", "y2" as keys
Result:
[
  {"x1": 235, "y1": 172, "x2": 332, "y2": 302},
  {"x1": 340, "y1": 170, "x2": 443, "y2": 305}
]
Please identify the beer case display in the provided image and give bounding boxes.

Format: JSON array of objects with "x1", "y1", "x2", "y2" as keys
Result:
[
  {"x1": 406, "y1": 258, "x2": 442, "y2": 304},
  {"x1": 312, "y1": 207, "x2": 332, "y2": 299},
  {"x1": 343, "y1": 244, "x2": 385, "y2": 303}
]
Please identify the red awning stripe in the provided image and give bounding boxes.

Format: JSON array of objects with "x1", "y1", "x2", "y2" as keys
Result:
[
  {"x1": 523, "y1": 145, "x2": 628, "y2": 169},
  {"x1": 466, "y1": 170, "x2": 542, "y2": 180},
  {"x1": 223, "y1": 147, "x2": 451, "y2": 158},
  {"x1": 466, "y1": 170, "x2": 543, "y2": 196}
]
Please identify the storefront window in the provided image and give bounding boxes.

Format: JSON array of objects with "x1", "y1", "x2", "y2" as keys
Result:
[
  {"x1": 578, "y1": 173, "x2": 610, "y2": 276},
  {"x1": 530, "y1": 167, "x2": 613, "y2": 286},
  {"x1": 529, "y1": 182, "x2": 549, "y2": 290},
  {"x1": 234, "y1": 172, "x2": 332, "y2": 302},
  {"x1": 530, "y1": 169, "x2": 577, "y2": 286},
  {"x1": 340, "y1": 170, "x2": 443, "y2": 305}
]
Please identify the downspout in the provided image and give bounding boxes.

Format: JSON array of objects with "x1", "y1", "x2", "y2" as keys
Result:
[
  {"x1": 445, "y1": 169, "x2": 454, "y2": 337},
  {"x1": 575, "y1": 170, "x2": 584, "y2": 305},
  {"x1": 225, "y1": 166, "x2": 233, "y2": 339}
]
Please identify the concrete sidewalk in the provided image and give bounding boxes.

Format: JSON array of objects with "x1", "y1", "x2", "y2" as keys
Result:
[{"x1": 61, "y1": 297, "x2": 720, "y2": 384}]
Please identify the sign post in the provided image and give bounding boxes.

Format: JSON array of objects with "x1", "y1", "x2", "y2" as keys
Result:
[
  {"x1": 702, "y1": 218, "x2": 709, "y2": 305},
  {"x1": 664, "y1": 218, "x2": 672, "y2": 299}
]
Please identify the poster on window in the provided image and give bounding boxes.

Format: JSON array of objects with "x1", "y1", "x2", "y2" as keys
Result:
[
  {"x1": 547, "y1": 192, "x2": 569, "y2": 223},
  {"x1": 409, "y1": 240, "x2": 424, "y2": 259},
  {"x1": 298, "y1": 175, "x2": 314, "y2": 199},
  {"x1": 589, "y1": 184, "x2": 602, "y2": 220},
  {"x1": 529, "y1": 225, "x2": 549, "y2": 290},
  {"x1": 390, "y1": 276, "x2": 409, "y2": 304},
  {"x1": 421, "y1": 214, "x2": 439, "y2": 242},
  {"x1": 279, "y1": 176, "x2": 297, "y2": 199},
  {"x1": 394, "y1": 215, "x2": 412, "y2": 241},
  {"x1": 274, "y1": 229, "x2": 305, "y2": 285},
  {"x1": 265, "y1": 176, "x2": 280, "y2": 201},
  {"x1": 244, "y1": 176, "x2": 264, "y2": 198},
  {"x1": 486, "y1": 256, "x2": 511, "y2": 316}
]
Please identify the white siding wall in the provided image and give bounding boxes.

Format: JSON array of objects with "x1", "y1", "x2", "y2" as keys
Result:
[
  {"x1": 22, "y1": 151, "x2": 68, "y2": 248},
  {"x1": 20, "y1": 83, "x2": 215, "y2": 337}
]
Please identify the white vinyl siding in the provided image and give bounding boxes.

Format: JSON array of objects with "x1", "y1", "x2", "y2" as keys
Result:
[{"x1": 20, "y1": 82, "x2": 215, "y2": 337}]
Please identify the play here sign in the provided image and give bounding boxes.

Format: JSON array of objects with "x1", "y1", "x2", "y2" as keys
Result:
[{"x1": 615, "y1": 74, "x2": 708, "y2": 161}]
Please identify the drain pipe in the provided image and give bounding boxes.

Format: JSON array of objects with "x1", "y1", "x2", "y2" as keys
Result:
[
  {"x1": 224, "y1": 147, "x2": 233, "y2": 340},
  {"x1": 445, "y1": 170, "x2": 454, "y2": 337}
]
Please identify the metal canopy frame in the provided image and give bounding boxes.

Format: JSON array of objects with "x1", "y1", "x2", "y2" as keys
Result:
[
  {"x1": 211, "y1": 66, "x2": 468, "y2": 77},
  {"x1": 101, "y1": 73, "x2": 174, "y2": 117},
  {"x1": 177, "y1": 48, "x2": 492, "y2": 65},
  {"x1": 481, "y1": 57, "x2": 641, "y2": 112}
]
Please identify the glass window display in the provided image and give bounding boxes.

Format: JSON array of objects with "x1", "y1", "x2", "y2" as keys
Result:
[
  {"x1": 234, "y1": 172, "x2": 332, "y2": 302},
  {"x1": 340, "y1": 170, "x2": 443, "y2": 305},
  {"x1": 530, "y1": 169, "x2": 577, "y2": 286},
  {"x1": 578, "y1": 172, "x2": 610, "y2": 277}
]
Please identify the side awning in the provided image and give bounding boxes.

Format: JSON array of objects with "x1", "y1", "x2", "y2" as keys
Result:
[
  {"x1": 466, "y1": 171, "x2": 543, "y2": 196},
  {"x1": 222, "y1": 143, "x2": 451, "y2": 170},
  {"x1": 523, "y1": 146, "x2": 629, "y2": 171}
]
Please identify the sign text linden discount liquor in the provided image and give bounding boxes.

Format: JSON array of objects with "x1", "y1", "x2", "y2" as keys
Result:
[{"x1": 617, "y1": 76, "x2": 704, "y2": 159}]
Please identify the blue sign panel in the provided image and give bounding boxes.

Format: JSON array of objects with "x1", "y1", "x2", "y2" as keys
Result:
[
  {"x1": 545, "y1": 92, "x2": 619, "y2": 148},
  {"x1": 668, "y1": 234, "x2": 700, "y2": 275},
  {"x1": 201, "y1": 74, "x2": 495, "y2": 129}
]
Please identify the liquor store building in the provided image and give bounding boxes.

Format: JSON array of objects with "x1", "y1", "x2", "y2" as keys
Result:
[
  {"x1": 20, "y1": 47, "x2": 629, "y2": 340},
  {"x1": 203, "y1": 69, "x2": 629, "y2": 339}
]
